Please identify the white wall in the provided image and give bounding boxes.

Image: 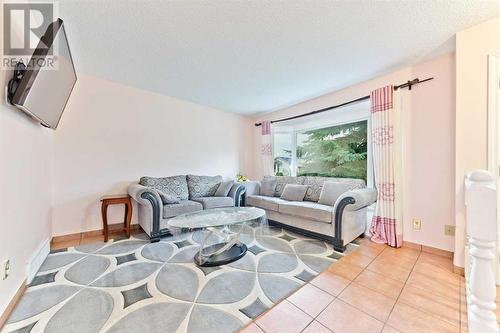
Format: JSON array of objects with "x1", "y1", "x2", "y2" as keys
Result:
[
  {"x1": 454, "y1": 16, "x2": 500, "y2": 268},
  {"x1": 0, "y1": 70, "x2": 53, "y2": 315},
  {"x1": 52, "y1": 75, "x2": 254, "y2": 236}
]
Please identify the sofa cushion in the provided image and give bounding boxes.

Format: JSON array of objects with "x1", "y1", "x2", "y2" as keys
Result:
[
  {"x1": 318, "y1": 181, "x2": 355, "y2": 206},
  {"x1": 260, "y1": 179, "x2": 277, "y2": 196},
  {"x1": 278, "y1": 201, "x2": 334, "y2": 223},
  {"x1": 192, "y1": 196, "x2": 234, "y2": 209},
  {"x1": 163, "y1": 200, "x2": 203, "y2": 218},
  {"x1": 280, "y1": 184, "x2": 308, "y2": 201},
  {"x1": 187, "y1": 175, "x2": 223, "y2": 199},
  {"x1": 157, "y1": 190, "x2": 180, "y2": 204},
  {"x1": 302, "y1": 176, "x2": 366, "y2": 202},
  {"x1": 215, "y1": 180, "x2": 234, "y2": 197},
  {"x1": 264, "y1": 176, "x2": 305, "y2": 197},
  {"x1": 245, "y1": 195, "x2": 287, "y2": 212},
  {"x1": 140, "y1": 175, "x2": 189, "y2": 200}
]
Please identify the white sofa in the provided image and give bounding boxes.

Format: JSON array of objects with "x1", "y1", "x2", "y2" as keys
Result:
[{"x1": 243, "y1": 176, "x2": 377, "y2": 252}]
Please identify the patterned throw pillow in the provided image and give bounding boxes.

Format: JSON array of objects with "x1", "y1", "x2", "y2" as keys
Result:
[
  {"x1": 157, "y1": 190, "x2": 180, "y2": 204},
  {"x1": 280, "y1": 184, "x2": 309, "y2": 201},
  {"x1": 272, "y1": 176, "x2": 305, "y2": 197},
  {"x1": 139, "y1": 175, "x2": 189, "y2": 200},
  {"x1": 215, "y1": 180, "x2": 234, "y2": 197},
  {"x1": 187, "y1": 175, "x2": 223, "y2": 199},
  {"x1": 303, "y1": 176, "x2": 332, "y2": 202}
]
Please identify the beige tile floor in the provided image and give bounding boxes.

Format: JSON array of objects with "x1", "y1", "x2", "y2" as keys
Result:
[{"x1": 241, "y1": 238, "x2": 469, "y2": 333}]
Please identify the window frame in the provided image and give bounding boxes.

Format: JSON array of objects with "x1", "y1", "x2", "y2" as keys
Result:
[
  {"x1": 272, "y1": 114, "x2": 373, "y2": 187},
  {"x1": 271, "y1": 130, "x2": 294, "y2": 176}
]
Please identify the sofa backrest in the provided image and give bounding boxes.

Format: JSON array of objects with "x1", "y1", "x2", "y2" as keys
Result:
[
  {"x1": 139, "y1": 175, "x2": 189, "y2": 200},
  {"x1": 302, "y1": 176, "x2": 365, "y2": 202},
  {"x1": 263, "y1": 176, "x2": 304, "y2": 197},
  {"x1": 187, "y1": 175, "x2": 223, "y2": 199},
  {"x1": 263, "y1": 175, "x2": 365, "y2": 202}
]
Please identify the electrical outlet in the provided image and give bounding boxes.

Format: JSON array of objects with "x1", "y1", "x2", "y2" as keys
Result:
[
  {"x1": 445, "y1": 225, "x2": 456, "y2": 236},
  {"x1": 2, "y1": 259, "x2": 10, "y2": 280},
  {"x1": 412, "y1": 219, "x2": 422, "y2": 230}
]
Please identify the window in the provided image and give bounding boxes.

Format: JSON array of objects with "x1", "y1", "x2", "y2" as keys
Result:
[
  {"x1": 273, "y1": 118, "x2": 370, "y2": 183},
  {"x1": 297, "y1": 120, "x2": 368, "y2": 181},
  {"x1": 273, "y1": 132, "x2": 292, "y2": 176}
]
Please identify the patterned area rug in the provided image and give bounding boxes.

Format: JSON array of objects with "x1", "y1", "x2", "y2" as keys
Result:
[{"x1": 3, "y1": 225, "x2": 357, "y2": 333}]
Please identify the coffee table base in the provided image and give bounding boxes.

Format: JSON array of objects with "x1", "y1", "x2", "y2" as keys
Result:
[{"x1": 194, "y1": 242, "x2": 248, "y2": 267}]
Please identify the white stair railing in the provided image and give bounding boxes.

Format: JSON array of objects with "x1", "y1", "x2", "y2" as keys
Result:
[{"x1": 465, "y1": 170, "x2": 498, "y2": 333}]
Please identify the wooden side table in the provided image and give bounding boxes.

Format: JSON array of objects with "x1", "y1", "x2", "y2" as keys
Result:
[{"x1": 101, "y1": 195, "x2": 133, "y2": 242}]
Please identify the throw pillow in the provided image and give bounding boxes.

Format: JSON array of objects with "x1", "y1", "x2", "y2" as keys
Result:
[
  {"x1": 157, "y1": 190, "x2": 180, "y2": 204},
  {"x1": 187, "y1": 175, "x2": 223, "y2": 198},
  {"x1": 318, "y1": 181, "x2": 354, "y2": 206},
  {"x1": 260, "y1": 179, "x2": 277, "y2": 197},
  {"x1": 139, "y1": 175, "x2": 189, "y2": 201},
  {"x1": 215, "y1": 180, "x2": 234, "y2": 197},
  {"x1": 280, "y1": 184, "x2": 308, "y2": 201}
]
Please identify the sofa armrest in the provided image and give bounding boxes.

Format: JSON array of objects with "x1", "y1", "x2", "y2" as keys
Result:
[
  {"x1": 334, "y1": 188, "x2": 377, "y2": 212},
  {"x1": 228, "y1": 183, "x2": 246, "y2": 207},
  {"x1": 241, "y1": 181, "x2": 261, "y2": 196},
  {"x1": 331, "y1": 188, "x2": 377, "y2": 252},
  {"x1": 128, "y1": 183, "x2": 163, "y2": 240},
  {"x1": 128, "y1": 183, "x2": 161, "y2": 205}
]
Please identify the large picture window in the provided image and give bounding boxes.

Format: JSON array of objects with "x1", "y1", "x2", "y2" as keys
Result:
[
  {"x1": 273, "y1": 119, "x2": 369, "y2": 182},
  {"x1": 297, "y1": 120, "x2": 367, "y2": 180}
]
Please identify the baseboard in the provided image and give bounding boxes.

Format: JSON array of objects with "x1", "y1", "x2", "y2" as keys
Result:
[
  {"x1": 421, "y1": 245, "x2": 453, "y2": 258},
  {"x1": 52, "y1": 223, "x2": 141, "y2": 244},
  {"x1": 0, "y1": 280, "x2": 27, "y2": 330},
  {"x1": 27, "y1": 238, "x2": 50, "y2": 284},
  {"x1": 1, "y1": 238, "x2": 50, "y2": 329},
  {"x1": 402, "y1": 241, "x2": 422, "y2": 251},
  {"x1": 402, "y1": 241, "x2": 453, "y2": 258}
]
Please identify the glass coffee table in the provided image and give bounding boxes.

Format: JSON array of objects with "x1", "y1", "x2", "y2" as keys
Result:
[{"x1": 167, "y1": 207, "x2": 266, "y2": 267}]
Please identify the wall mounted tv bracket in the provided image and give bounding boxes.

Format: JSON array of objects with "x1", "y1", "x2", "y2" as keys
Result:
[{"x1": 7, "y1": 61, "x2": 27, "y2": 105}]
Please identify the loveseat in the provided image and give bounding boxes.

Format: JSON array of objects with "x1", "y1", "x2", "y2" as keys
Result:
[
  {"x1": 128, "y1": 175, "x2": 246, "y2": 241},
  {"x1": 242, "y1": 176, "x2": 377, "y2": 252}
]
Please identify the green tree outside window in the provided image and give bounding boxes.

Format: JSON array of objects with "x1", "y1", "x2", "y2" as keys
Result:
[{"x1": 296, "y1": 120, "x2": 367, "y2": 181}]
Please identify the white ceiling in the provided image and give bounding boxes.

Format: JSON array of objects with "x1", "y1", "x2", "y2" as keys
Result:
[{"x1": 58, "y1": 0, "x2": 500, "y2": 115}]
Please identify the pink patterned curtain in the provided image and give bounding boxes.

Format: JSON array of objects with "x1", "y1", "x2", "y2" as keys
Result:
[
  {"x1": 369, "y1": 86, "x2": 403, "y2": 247},
  {"x1": 260, "y1": 121, "x2": 274, "y2": 176}
]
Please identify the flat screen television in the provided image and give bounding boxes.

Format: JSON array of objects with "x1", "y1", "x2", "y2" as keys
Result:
[{"x1": 9, "y1": 18, "x2": 76, "y2": 129}]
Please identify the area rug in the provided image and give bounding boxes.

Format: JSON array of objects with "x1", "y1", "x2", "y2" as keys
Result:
[{"x1": 3, "y1": 224, "x2": 357, "y2": 333}]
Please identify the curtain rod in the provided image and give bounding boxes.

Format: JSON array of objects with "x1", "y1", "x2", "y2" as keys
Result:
[{"x1": 254, "y1": 77, "x2": 434, "y2": 127}]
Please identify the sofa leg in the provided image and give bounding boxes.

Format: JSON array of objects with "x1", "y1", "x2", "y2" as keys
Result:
[
  {"x1": 333, "y1": 237, "x2": 345, "y2": 253},
  {"x1": 334, "y1": 245, "x2": 345, "y2": 253}
]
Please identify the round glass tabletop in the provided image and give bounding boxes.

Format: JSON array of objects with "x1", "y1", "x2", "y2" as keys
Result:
[{"x1": 167, "y1": 207, "x2": 266, "y2": 229}]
